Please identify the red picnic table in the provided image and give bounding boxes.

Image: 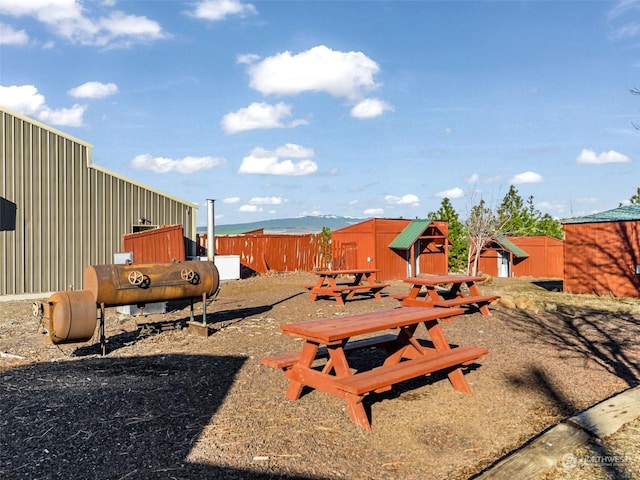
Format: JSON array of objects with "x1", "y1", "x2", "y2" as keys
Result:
[
  {"x1": 396, "y1": 275, "x2": 499, "y2": 316},
  {"x1": 262, "y1": 306, "x2": 489, "y2": 430},
  {"x1": 302, "y1": 268, "x2": 390, "y2": 306}
]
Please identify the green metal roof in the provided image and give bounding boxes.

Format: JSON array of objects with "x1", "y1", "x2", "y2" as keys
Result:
[
  {"x1": 388, "y1": 219, "x2": 433, "y2": 250},
  {"x1": 561, "y1": 204, "x2": 640, "y2": 224},
  {"x1": 493, "y1": 235, "x2": 529, "y2": 258}
]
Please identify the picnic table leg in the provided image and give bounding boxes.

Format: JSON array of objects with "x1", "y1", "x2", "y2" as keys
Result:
[
  {"x1": 400, "y1": 285, "x2": 425, "y2": 307},
  {"x1": 308, "y1": 276, "x2": 327, "y2": 302},
  {"x1": 344, "y1": 394, "x2": 372, "y2": 431},
  {"x1": 365, "y1": 274, "x2": 385, "y2": 301},
  {"x1": 345, "y1": 273, "x2": 363, "y2": 299},
  {"x1": 324, "y1": 277, "x2": 347, "y2": 305},
  {"x1": 285, "y1": 342, "x2": 319, "y2": 400},
  {"x1": 466, "y1": 281, "x2": 492, "y2": 316},
  {"x1": 426, "y1": 286, "x2": 441, "y2": 304},
  {"x1": 423, "y1": 319, "x2": 473, "y2": 394},
  {"x1": 382, "y1": 324, "x2": 427, "y2": 365},
  {"x1": 327, "y1": 345, "x2": 372, "y2": 429},
  {"x1": 408, "y1": 285, "x2": 421, "y2": 300}
]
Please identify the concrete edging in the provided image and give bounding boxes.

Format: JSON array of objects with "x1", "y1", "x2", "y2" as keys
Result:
[{"x1": 473, "y1": 385, "x2": 640, "y2": 480}]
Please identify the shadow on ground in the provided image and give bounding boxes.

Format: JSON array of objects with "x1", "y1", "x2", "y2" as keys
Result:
[
  {"x1": 471, "y1": 304, "x2": 640, "y2": 479},
  {"x1": 0, "y1": 354, "x2": 320, "y2": 479}
]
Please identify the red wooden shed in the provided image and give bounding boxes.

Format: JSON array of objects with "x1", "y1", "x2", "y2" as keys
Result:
[
  {"x1": 561, "y1": 204, "x2": 640, "y2": 298},
  {"x1": 476, "y1": 235, "x2": 564, "y2": 278},
  {"x1": 122, "y1": 224, "x2": 186, "y2": 263},
  {"x1": 331, "y1": 218, "x2": 450, "y2": 281}
]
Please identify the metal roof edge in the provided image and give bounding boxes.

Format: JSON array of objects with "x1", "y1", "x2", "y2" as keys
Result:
[
  {"x1": 561, "y1": 204, "x2": 640, "y2": 224},
  {"x1": 0, "y1": 105, "x2": 93, "y2": 149},
  {"x1": 88, "y1": 163, "x2": 199, "y2": 209},
  {"x1": 388, "y1": 219, "x2": 432, "y2": 249},
  {"x1": 494, "y1": 235, "x2": 529, "y2": 258},
  {"x1": 1, "y1": 105, "x2": 197, "y2": 210}
]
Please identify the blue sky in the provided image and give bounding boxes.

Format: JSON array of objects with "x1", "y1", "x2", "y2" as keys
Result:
[{"x1": 1, "y1": 0, "x2": 639, "y2": 227}]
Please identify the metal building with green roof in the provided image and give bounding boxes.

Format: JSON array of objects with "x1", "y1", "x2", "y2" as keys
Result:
[{"x1": 561, "y1": 204, "x2": 640, "y2": 298}]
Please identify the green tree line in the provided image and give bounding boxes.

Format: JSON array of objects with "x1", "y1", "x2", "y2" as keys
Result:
[{"x1": 429, "y1": 185, "x2": 639, "y2": 273}]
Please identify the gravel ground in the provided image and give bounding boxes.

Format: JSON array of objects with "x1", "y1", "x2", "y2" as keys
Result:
[{"x1": 1, "y1": 272, "x2": 639, "y2": 480}]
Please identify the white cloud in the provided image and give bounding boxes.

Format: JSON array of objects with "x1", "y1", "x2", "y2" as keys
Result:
[
  {"x1": 537, "y1": 200, "x2": 567, "y2": 215},
  {"x1": 607, "y1": 1, "x2": 640, "y2": 39},
  {"x1": 248, "y1": 196, "x2": 284, "y2": 205},
  {"x1": 0, "y1": 0, "x2": 166, "y2": 47},
  {"x1": 273, "y1": 143, "x2": 314, "y2": 158},
  {"x1": 130, "y1": 154, "x2": 226, "y2": 174},
  {"x1": 0, "y1": 22, "x2": 29, "y2": 45},
  {"x1": 576, "y1": 148, "x2": 631, "y2": 164},
  {"x1": 384, "y1": 194, "x2": 420, "y2": 206},
  {"x1": 0, "y1": 84, "x2": 87, "y2": 126},
  {"x1": 237, "y1": 53, "x2": 260, "y2": 64},
  {"x1": 435, "y1": 187, "x2": 465, "y2": 199},
  {"x1": 465, "y1": 173, "x2": 480, "y2": 184},
  {"x1": 238, "y1": 144, "x2": 318, "y2": 176},
  {"x1": 247, "y1": 45, "x2": 381, "y2": 100},
  {"x1": 98, "y1": 11, "x2": 164, "y2": 42},
  {"x1": 509, "y1": 171, "x2": 544, "y2": 184},
  {"x1": 221, "y1": 102, "x2": 307, "y2": 134},
  {"x1": 223, "y1": 196, "x2": 240, "y2": 204},
  {"x1": 37, "y1": 104, "x2": 87, "y2": 127},
  {"x1": 239, "y1": 204, "x2": 259, "y2": 213},
  {"x1": 350, "y1": 98, "x2": 393, "y2": 119},
  {"x1": 189, "y1": 0, "x2": 257, "y2": 21},
  {"x1": 68, "y1": 81, "x2": 118, "y2": 99},
  {"x1": 363, "y1": 208, "x2": 384, "y2": 216}
]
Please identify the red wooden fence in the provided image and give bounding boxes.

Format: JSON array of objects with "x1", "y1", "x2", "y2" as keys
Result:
[{"x1": 199, "y1": 233, "x2": 329, "y2": 274}]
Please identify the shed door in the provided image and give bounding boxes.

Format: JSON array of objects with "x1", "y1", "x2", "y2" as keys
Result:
[
  {"x1": 413, "y1": 243, "x2": 421, "y2": 276},
  {"x1": 497, "y1": 251, "x2": 510, "y2": 278}
]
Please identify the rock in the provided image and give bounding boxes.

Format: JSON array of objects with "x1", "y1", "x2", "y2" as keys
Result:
[
  {"x1": 514, "y1": 295, "x2": 535, "y2": 310},
  {"x1": 497, "y1": 297, "x2": 517, "y2": 309}
]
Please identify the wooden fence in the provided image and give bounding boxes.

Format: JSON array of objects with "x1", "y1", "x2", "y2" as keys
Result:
[{"x1": 199, "y1": 234, "x2": 329, "y2": 275}]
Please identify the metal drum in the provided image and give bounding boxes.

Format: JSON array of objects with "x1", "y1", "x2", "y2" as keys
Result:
[
  {"x1": 37, "y1": 290, "x2": 97, "y2": 344},
  {"x1": 83, "y1": 260, "x2": 220, "y2": 307}
]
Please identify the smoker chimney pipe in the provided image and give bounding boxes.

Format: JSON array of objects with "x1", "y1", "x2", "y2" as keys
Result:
[{"x1": 207, "y1": 199, "x2": 215, "y2": 262}]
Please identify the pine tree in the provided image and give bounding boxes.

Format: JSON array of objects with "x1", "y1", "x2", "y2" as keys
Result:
[{"x1": 429, "y1": 198, "x2": 467, "y2": 272}]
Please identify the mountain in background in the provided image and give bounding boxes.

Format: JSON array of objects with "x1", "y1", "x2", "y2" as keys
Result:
[{"x1": 198, "y1": 215, "x2": 366, "y2": 235}]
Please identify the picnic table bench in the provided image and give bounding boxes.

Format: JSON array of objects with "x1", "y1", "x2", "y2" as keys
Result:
[
  {"x1": 399, "y1": 275, "x2": 499, "y2": 316},
  {"x1": 302, "y1": 268, "x2": 390, "y2": 305},
  {"x1": 262, "y1": 307, "x2": 489, "y2": 430}
]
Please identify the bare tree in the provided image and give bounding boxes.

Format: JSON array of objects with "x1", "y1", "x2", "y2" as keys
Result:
[{"x1": 465, "y1": 198, "x2": 509, "y2": 275}]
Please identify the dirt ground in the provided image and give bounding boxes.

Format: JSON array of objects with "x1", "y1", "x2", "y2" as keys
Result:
[{"x1": 1, "y1": 272, "x2": 639, "y2": 480}]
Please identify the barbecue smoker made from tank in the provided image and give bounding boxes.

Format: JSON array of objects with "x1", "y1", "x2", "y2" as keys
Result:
[{"x1": 35, "y1": 260, "x2": 220, "y2": 355}]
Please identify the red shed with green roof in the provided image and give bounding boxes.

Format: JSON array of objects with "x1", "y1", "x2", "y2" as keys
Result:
[{"x1": 561, "y1": 204, "x2": 640, "y2": 298}]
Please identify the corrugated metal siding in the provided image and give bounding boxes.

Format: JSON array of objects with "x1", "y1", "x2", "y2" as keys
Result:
[
  {"x1": 0, "y1": 107, "x2": 198, "y2": 295},
  {"x1": 564, "y1": 221, "x2": 640, "y2": 297}
]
